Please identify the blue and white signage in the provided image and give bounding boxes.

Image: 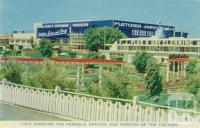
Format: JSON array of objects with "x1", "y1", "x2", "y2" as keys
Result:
[
  {"x1": 114, "y1": 21, "x2": 174, "y2": 31},
  {"x1": 42, "y1": 23, "x2": 69, "y2": 28},
  {"x1": 37, "y1": 27, "x2": 69, "y2": 39},
  {"x1": 37, "y1": 22, "x2": 90, "y2": 39},
  {"x1": 36, "y1": 20, "x2": 180, "y2": 39},
  {"x1": 114, "y1": 21, "x2": 142, "y2": 29}
]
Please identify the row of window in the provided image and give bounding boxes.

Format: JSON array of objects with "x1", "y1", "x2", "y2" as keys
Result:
[
  {"x1": 9, "y1": 40, "x2": 29, "y2": 43},
  {"x1": 131, "y1": 30, "x2": 154, "y2": 37},
  {"x1": 118, "y1": 40, "x2": 199, "y2": 46},
  {"x1": 117, "y1": 46, "x2": 200, "y2": 53}
]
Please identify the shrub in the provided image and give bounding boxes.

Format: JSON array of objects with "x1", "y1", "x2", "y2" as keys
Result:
[
  {"x1": 38, "y1": 39, "x2": 53, "y2": 58},
  {"x1": 185, "y1": 60, "x2": 199, "y2": 78},
  {"x1": 35, "y1": 61, "x2": 76, "y2": 90},
  {"x1": 0, "y1": 62, "x2": 23, "y2": 84},
  {"x1": 133, "y1": 51, "x2": 152, "y2": 73}
]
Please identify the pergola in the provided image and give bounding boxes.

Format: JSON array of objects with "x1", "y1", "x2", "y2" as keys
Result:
[
  {"x1": 0, "y1": 57, "x2": 126, "y2": 64},
  {"x1": 0, "y1": 58, "x2": 126, "y2": 92},
  {"x1": 165, "y1": 58, "x2": 196, "y2": 81}
]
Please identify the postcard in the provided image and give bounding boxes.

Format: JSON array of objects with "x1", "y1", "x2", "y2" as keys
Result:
[{"x1": 0, "y1": 0, "x2": 200, "y2": 128}]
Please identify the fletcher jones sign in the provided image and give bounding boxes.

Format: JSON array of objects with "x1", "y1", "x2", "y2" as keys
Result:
[
  {"x1": 37, "y1": 27, "x2": 69, "y2": 39},
  {"x1": 114, "y1": 21, "x2": 174, "y2": 31}
]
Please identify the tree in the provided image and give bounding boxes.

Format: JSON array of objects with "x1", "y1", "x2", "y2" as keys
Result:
[
  {"x1": 185, "y1": 60, "x2": 200, "y2": 95},
  {"x1": 38, "y1": 39, "x2": 53, "y2": 58},
  {"x1": 145, "y1": 58, "x2": 163, "y2": 99},
  {"x1": 0, "y1": 62, "x2": 23, "y2": 84},
  {"x1": 84, "y1": 27, "x2": 126, "y2": 52},
  {"x1": 133, "y1": 51, "x2": 152, "y2": 73},
  {"x1": 187, "y1": 72, "x2": 200, "y2": 95},
  {"x1": 185, "y1": 60, "x2": 199, "y2": 78}
]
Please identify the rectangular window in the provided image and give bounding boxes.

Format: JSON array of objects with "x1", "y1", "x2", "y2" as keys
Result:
[
  {"x1": 192, "y1": 41, "x2": 197, "y2": 45},
  {"x1": 121, "y1": 41, "x2": 126, "y2": 44},
  {"x1": 127, "y1": 41, "x2": 131, "y2": 44},
  {"x1": 160, "y1": 41, "x2": 163, "y2": 45}
]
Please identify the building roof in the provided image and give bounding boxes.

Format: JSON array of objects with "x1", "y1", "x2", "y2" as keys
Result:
[{"x1": 36, "y1": 19, "x2": 174, "y2": 28}]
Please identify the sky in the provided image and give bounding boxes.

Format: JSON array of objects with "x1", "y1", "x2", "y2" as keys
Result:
[{"x1": 0, "y1": 0, "x2": 200, "y2": 37}]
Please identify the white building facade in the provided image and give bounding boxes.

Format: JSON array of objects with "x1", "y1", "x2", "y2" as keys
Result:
[
  {"x1": 9, "y1": 31, "x2": 35, "y2": 50},
  {"x1": 102, "y1": 37, "x2": 200, "y2": 63}
]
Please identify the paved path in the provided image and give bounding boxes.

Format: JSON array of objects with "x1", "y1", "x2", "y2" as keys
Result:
[{"x1": 0, "y1": 102, "x2": 66, "y2": 121}]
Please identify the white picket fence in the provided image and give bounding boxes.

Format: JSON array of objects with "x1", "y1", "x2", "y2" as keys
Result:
[{"x1": 0, "y1": 79, "x2": 200, "y2": 122}]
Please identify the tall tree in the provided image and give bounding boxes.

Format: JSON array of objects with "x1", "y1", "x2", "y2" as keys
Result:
[
  {"x1": 185, "y1": 60, "x2": 199, "y2": 78},
  {"x1": 38, "y1": 39, "x2": 53, "y2": 58},
  {"x1": 145, "y1": 58, "x2": 163, "y2": 99},
  {"x1": 84, "y1": 27, "x2": 126, "y2": 52},
  {"x1": 187, "y1": 72, "x2": 200, "y2": 95},
  {"x1": 133, "y1": 51, "x2": 152, "y2": 73},
  {"x1": 185, "y1": 60, "x2": 200, "y2": 95}
]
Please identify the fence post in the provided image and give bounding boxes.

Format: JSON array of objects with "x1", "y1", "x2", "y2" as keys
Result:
[
  {"x1": 2, "y1": 78, "x2": 7, "y2": 86},
  {"x1": 99, "y1": 65, "x2": 102, "y2": 91},
  {"x1": 133, "y1": 96, "x2": 137, "y2": 106},
  {"x1": 55, "y1": 86, "x2": 61, "y2": 94}
]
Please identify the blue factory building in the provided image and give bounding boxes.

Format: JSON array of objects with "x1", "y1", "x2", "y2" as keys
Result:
[{"x1": 35, "y1": 20, "x2": 188, "y2": 39}]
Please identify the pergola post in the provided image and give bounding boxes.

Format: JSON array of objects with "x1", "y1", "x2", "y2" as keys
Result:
[
  {"x1": 166, "y1": 62, "x2": 170, "y2": 82},
  {"x1": 81, "y1": 63, "x2": 84, "y2": 87},
  {"x1": 181, "y1": 62, "x2": 184, "y2": 78},
  {"x1": 172, "y1": 62, "x2": 175, "y2": 78},
  {"x1": 183, "y1": 62, "x2": 187, "y2": 78},
  {"x1": 76, "y1": 64, "x2": 80, "y2": 92},
  {"x1": 176, "y1": 62, "x2": 179, "y2": 79},
  {"x1": 121, "y1": 64, "x2": 124, "y2": 73},
  {"x1": 180, "y1": 62, "x2": 182, "y2": 78},
  {"x1": 99, "y1": 65, "x2": 103, "y2": 90}
]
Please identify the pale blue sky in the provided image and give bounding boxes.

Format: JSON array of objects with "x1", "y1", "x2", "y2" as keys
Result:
[{"x1": 0, "y1": 0, "x2": 200, "y2": 37}]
